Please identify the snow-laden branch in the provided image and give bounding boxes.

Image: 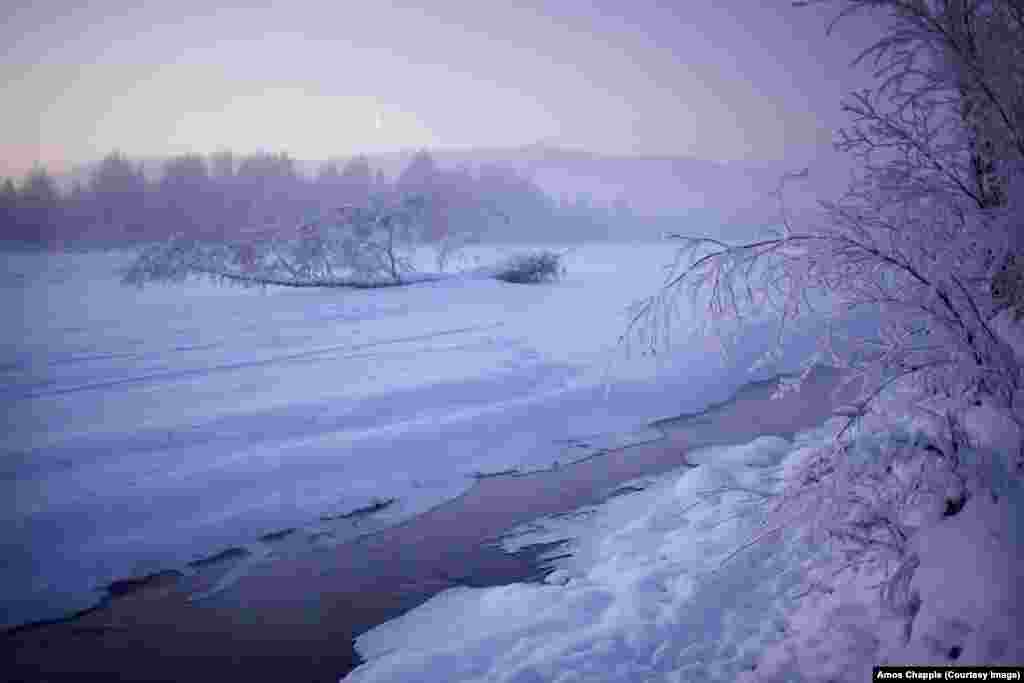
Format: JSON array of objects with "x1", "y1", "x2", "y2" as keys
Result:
[{"x1": 636, "y1": 0, "x2": 1024, "y2": 631}]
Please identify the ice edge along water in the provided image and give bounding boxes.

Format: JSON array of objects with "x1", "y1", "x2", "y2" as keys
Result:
[
  {"x1": 345, "y1": 414, "x2": 1024, "y2": 683},
  {"x1": 343, "y1": 309, "x2": 1024, "y2": 682},
  {"x1": 2, "y1": 243, "x2": 826, "y2": 629}
]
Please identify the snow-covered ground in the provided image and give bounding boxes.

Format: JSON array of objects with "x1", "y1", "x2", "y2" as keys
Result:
[
  {"x1": 2, "y1": 241, "x2": 826, "y2": 629},
  {"x1": 346, "y1": 433, "x2": 811, "y2": 683},
  {"x1": 345, "y1": 415, "x2": 1024, "y2": 683},
  {"x1": 340, "y1": 307, "x2": 1024, "y2": 682}
]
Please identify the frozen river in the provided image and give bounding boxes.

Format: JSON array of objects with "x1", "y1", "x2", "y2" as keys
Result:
[{"x1": 2, "y1": 242, "x2": 826, "y2": 629}]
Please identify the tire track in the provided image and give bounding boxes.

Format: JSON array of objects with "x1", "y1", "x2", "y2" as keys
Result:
[{"x1": 11, "y1": 322, "x2": 505, "y2": 401}]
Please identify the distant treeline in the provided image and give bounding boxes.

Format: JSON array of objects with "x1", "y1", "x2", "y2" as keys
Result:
[{"x1": 0, "y1": 149, "x2": 669, "y2": 250}]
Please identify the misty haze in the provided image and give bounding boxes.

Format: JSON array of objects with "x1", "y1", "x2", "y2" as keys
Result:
[{"x1": 3, "y1": 2, "x2": 1023, "y2": 682}]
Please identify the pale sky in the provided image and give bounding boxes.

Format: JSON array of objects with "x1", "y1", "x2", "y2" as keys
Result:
[{"x1": 1, "y1": 0, "x2": 883, "y2": 178}]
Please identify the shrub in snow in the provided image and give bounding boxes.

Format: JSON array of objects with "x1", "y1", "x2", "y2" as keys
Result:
[{"x1": 493, "y1": 249, "x2": 565, "y2": 284}]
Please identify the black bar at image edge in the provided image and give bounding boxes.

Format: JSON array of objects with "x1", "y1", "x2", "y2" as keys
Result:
[{"x1": 874, "y1": 667, "x2": 1023, "y2": 681}]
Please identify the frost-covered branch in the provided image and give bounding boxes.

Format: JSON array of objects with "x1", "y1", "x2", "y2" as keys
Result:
[
  {"x1": 629, "y1": 0, "x2": 1024, "y2": 441},
  {"x1": 628, "y1": 0, "x2": 1024, "y2": 627}
]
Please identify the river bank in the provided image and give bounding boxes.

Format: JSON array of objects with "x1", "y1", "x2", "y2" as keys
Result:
[{"x1": 4, "y1": 365, "x2": 847, "y2": 682}]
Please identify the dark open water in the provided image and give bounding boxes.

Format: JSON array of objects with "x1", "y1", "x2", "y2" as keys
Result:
[{"x1": 3, "y1": 366, "x2": 845, "y2": 682}]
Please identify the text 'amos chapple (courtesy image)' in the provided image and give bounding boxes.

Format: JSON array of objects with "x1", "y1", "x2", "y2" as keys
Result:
[{"x1": 873, "y1": 667, "x2": 1023, "y2": 681}]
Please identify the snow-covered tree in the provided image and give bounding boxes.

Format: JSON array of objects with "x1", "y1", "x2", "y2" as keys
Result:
[
  {"x1": 87, "y1": 151, "x2": 150, "y2": 241},
  {"x1": 0, "y1": 178, "x2": 18, "y2": 242},
  {"x1": 231, "y1": 150, "x2": 307, "y2": 237},
  {"x1": 16, "y1": 167, "x2": 62, "y2": 246},
  {"x1": 339, "y1": 156, "x2": 374, "y2": 207},
  {"x1": 121, "y1": 193, "x2": 433, "y2": 289},
  {"x1": 626, "y1": 0, "x2": 1024, "y2": 613},
  {"x1": 393, "y1": 152, "x2": 508, "y2": 271},
  {"x1": 156, "y1": 154, "x2": 213, "y2": 240}
]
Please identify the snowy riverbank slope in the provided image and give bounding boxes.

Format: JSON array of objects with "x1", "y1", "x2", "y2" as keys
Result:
[
  {"x1": 345, "y1": 312, "x2": 1024, "y2": 682},
  {"x1": 345, "y1": 410, "x2": 1023, "y2": 683}
]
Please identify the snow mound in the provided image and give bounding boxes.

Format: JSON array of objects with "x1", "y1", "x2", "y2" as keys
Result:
[
  {"x1": 346, "y1": 408, "x2": 1024, "y2": 683},
  {"x1": 684, "y1": 435, "x2": 792, "y2": 467},
  {"x1": 896, "y1": 490, "x2": 1024, "y2": 665},
  {"x1": 746, "y1": 483, "x2": 1024, "y2": 683},
  {"x1": 345, "y1": 434, "x2": 812, "y2": 682}
]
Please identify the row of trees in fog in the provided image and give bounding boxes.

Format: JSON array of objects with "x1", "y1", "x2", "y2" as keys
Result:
[{"x1": 0, "y1": 150, "x2": 655, "y2": 249}]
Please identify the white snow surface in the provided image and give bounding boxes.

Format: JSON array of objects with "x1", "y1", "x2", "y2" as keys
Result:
[
  {"x1": 346, "y1": 420, "x2": 1024, "y2": 683},
  {"x1": 347, "y1": 433, "x2": 816, "y2": 682},
  {"x1": 2, "y1": 242, "x2": 825, "y2": 628}
]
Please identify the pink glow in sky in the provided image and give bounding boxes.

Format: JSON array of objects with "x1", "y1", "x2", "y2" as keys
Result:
[{"x1": 1, "y1": 0, "x2": 882, "y2": 178}]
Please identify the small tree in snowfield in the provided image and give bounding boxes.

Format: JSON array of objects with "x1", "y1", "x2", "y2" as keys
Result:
[{"x1": 121, "y1": 194, "x2": 431, "y2": 289}]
